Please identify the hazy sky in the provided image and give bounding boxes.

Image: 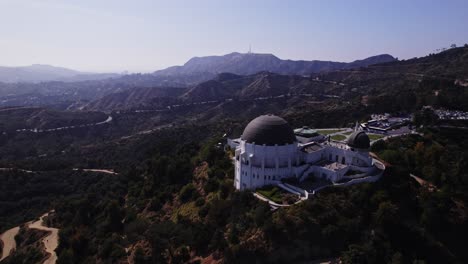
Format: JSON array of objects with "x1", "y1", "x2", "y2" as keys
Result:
[{"x1": 0, "y1": 0, "x2": 467, "y2": 73}]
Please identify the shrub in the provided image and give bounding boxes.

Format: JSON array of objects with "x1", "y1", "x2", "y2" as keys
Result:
[
  {"x1": 179, "y1": 183, "x2": 197, "y2": 203},
  {"x1": 195, "y1": 197, "x2": 205, "y2": 207}
]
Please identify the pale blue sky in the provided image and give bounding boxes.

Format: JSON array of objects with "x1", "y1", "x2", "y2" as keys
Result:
[{"x1": 0, "y1": 0, "x2": 467, "y2": 72}]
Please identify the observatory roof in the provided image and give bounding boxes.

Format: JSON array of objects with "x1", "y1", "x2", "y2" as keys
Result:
[{"x1": 241, "y1": 115, "x2": 296, "y2": 146}]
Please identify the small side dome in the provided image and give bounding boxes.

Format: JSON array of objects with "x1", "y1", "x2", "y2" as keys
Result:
[
  {"x1": 347, "y1": 131, "x2": 370, "y2": 149},
  {"x1": 241, "y1": 115, "x2": 296, "y2": 146}
]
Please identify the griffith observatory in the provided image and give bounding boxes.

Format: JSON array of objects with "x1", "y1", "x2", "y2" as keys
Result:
[{"x1": 228, "y1": 115, "x2": 385, "y2": 193}]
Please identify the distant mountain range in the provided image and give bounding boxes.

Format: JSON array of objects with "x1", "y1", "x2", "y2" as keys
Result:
[
  {"x1": 83, "y1": 71, "x2": 341, "y2": 111},
  {"x1": 0, "y1": 52, "x2": 395, "y2": 85},
  {"x1": 153, "y1": 52, "x2": 396, "y2": 76},
  {"x1": 83, "y1": 47, "x2": 468, "y2": 112},
  {"x1": 0, "y1": 64, "x2": 120, "y2": 83}
]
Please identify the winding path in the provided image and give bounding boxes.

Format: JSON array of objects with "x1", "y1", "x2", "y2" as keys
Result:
[
  {"x1": 27, "y1": 212, "x2": 59, "y2": 264},
  {"x1": 0, "y1": 167, "x2": 118, "y2": 175},
  {"x1": 0, "y1": 226, "x2": 20, "y2": 261},
  {"x1": 72, "y1": 168, "x2": 118, "y2": 175}
]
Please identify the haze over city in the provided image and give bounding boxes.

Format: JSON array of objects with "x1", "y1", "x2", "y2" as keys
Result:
[{"x1": 1, "y1": 0, "x2": 467, "y2": 72}]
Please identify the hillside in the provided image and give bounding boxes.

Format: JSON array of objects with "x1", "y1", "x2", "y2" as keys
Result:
[
  {"x1": 154, "y1": 52, "x2": 396, "y2": 76},
  {"x1": 321, "y1": 46, "x2": 468, "y2": 80},
  {"x1": 83, "y1": 86, "x2": 186, "y2": 111},
  {"x1": 310, "y1": 46, "x2": 468, "y2": 112},
  {"x1": 1, "y1": 115, "x2": 467, "y2": 263},
  {"x1": 83, "y1": 72, "x2": 342, "y2": 111},
  {"x1": 0, "y1": 107, "x2": 107, "y2": 132},
  {"x1": 369, "y1": 45, "x2": 468, "y2": 79},
  {"x1": 182, "y1": 72, "x2": 325, "y2": 101},
  {"x1": 0, "y1": 73, "x2": 208, "y2": 109}
]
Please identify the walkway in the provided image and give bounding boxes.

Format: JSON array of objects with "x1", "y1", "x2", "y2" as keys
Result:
[
  {"x1": 0, "y1": 226, "x2": 20, "y2": 261},
  {"x1": 0, "y1": 211, "x2": 60, "y2": 264},
  {"x1": 27, "y1": 212, "x2": 59, "y2": 264},
  {"x1": 410, "y1": 174, "x2": 438, "y2": 192}
]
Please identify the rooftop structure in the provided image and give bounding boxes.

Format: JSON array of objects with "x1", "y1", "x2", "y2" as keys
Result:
[
  {"x1": 294, "y1": 126, "x2": 319, "y2": 138},
  {"x1": 294, "y1": 126, "x2": 325, "y2": 144}
]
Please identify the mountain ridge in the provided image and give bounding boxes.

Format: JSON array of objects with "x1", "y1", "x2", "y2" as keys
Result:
[{"x1": 153, "y1": 52, "x2": 396, "y2": 76}]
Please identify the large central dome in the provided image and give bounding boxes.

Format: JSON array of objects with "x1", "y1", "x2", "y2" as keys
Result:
[{"x1": 241, "y1": 115, "x2": 296, "y2": 146}]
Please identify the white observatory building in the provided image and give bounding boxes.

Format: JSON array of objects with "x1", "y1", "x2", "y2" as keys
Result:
[{"x1": 229, "y1": 115, "x2": 384, "y2": 191}]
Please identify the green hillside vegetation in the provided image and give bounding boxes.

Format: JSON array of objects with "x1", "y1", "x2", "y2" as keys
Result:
[
  {"x1": 1, "y1": 121, "x2": 466, "y2": 263},
  {"x1": 370, "y1": 45, "x2": 468, "y2": 79}
]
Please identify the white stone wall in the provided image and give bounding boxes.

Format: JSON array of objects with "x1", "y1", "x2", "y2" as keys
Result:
[
  {"x1": 242, "y1": 141, "x2": 298, "y2": 168},
  {"x1": 321, "y1": 146, "x2": 372, "y2": 167},
  {"x1": 302, "y1": 148, "x2": 324, "y2": 164},
  {"x1": 233, "y1": 138, "x2": 375, "y2": 190},
  {"x1": 235, "y1": 141, "x2": 299, "y2": 190}
]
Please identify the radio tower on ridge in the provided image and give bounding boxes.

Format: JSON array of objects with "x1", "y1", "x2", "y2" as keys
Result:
[{"x1": 248, "y1": 44, "x2": 252, "y2": 54}]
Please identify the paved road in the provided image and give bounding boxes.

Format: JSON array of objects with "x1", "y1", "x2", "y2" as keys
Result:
[
  {"x1": 0, "y1": 168, "x2": 34, "y2": 173},
  {"x1": 12, "y1": 116, "x2": 112, "y2": 134}
]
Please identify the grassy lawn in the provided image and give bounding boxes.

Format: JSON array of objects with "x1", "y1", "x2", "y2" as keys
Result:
[
  {"x1": 257, "y1": 186, "x2": 285, "y2": 204},
  {"x1": 368, "y1": 134, "x2": 385, "y2": 140},
  {"x1": 331, "y1": 134, "x2": 347, "y2": 141},
  {"x1": 317, "y1": 129, "x2": 345, "y2": 135}
]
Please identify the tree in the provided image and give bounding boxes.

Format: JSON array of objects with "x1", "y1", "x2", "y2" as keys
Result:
[
  {"x1": 413, "y1": 108, "x2": 438, "y2": 127},
  {"x1": 391, "y1": 252, "x2": 403, "y2": 264},
  {"x1": 57, "y1": 249, "x2": 74, "y2": 264},
  {"x1": 341, "y1": 244, "x2": 372, "y2": 264},
  {"x1": 179, "y1": 183, "x2": 197, "y2": 203},
  {"x1": 134, "y1": 247, "x2": 149, "y2": 264},
  {"x1": 103, "y1": 200, "x2": 123, "y2": 232},
  {"x1": 375, "y1": 201, "x2": 399, "y2": 226}
]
